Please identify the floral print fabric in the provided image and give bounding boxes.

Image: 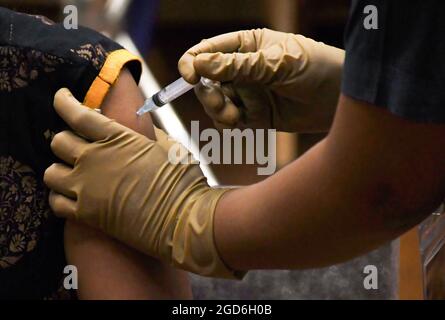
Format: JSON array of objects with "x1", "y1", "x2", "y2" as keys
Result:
[
  {"x1": 0, "y1": 7, "x2": 125, "y2": 298},
  {"x1": 0, "y1": 43, "x2": 110, "y2": 93},
  {"x1": 0, "y1": 46, "x2": 65, "y2": 92},
  {"x1": 0, "y1": 156, "x2": 50, "y2": 268}
]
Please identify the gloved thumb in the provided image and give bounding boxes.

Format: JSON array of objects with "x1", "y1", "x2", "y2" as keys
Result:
[
  {"x1": 54, "y1": 88, "x2": 122, "y2": 141},
  {"x1": 194, "y1": 50, "x2": 269, "y2": 84}
]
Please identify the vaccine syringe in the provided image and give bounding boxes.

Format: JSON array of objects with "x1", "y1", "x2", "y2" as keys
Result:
[{"x1": 136, "y1": 77, "x2": 216, "y2": 116}]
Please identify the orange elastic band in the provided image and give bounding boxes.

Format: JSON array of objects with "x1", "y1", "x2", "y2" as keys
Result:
[{"x1": 83, "y1": 49, "x2": 142, "y2": 109}]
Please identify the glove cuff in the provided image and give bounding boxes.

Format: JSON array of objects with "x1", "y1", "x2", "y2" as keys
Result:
[{"x1": 169, "y1": 187, "x2": 245, "y2": 279}]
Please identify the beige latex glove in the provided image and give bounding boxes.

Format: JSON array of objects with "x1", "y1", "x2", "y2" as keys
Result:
[
  {"x1": 178, "y1": 28, "x2": 345, "y2": 132},
  {"x1": 44, "y1": 88, "x2": 239, "y2": 279}
]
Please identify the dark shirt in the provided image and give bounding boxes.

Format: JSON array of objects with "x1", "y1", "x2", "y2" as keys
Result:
[{"x1": 342, "y1": 0, "x2": 445, "y2": 123}]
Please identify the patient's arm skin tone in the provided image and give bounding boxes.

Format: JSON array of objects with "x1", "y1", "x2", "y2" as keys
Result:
[
  {"x1": 215, "y1": 94, "x2": 445, "y2": 270},
  {"x1": 64, "y1": 69, "x2": 192, "y2": 299}
]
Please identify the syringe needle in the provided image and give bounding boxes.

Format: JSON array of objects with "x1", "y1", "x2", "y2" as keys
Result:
[{"x1": 136, "y1": 98, "x2": 158, "y2": 116}]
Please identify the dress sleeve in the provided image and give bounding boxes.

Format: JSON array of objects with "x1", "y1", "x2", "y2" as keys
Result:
[{"x1": 0, "y1": 7, "x2": 142, "y2": 109}]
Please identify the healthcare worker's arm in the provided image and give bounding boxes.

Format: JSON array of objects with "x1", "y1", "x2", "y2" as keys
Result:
[
  {"x1": 44, "y1": 89, "x2": 445, "y2": 278},
  {"x1": 176, "y1": 24, "x2": 445, "y2": 270},
  {"x1": 64, "y1": 69, "x2": 191, "y2": 298},
  {"x1": 214, "y1": 94, "x2": 445, "y2": 270}
]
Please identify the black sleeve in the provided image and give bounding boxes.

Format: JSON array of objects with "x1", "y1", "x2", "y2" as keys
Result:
[{"x1": 342, "y1": 0, "x2": 445, "y2": 124}]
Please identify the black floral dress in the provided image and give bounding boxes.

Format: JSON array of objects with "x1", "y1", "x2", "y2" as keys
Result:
[{"x1": 0, "y1": 7, "x2": 141, "y2": 299}]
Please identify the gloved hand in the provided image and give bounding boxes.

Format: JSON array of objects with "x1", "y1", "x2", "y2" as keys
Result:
[
  {"x1": 44, "y1": 88, "x2": 239, "y2": 279},
  {"x1": 178, "y1": 28, "x2": 345, "y2": 132}
]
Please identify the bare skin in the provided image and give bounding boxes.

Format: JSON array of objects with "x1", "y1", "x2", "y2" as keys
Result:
[
  {"x1": 215, "y1": 95, "x2": 445, "y2": 270},
  {"x1": 64, "y1": 69, "x2": 192, "y2": 299}
]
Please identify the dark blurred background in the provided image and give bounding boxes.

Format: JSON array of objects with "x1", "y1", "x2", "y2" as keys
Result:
[{"x1": 1, "y1": 0, "x2": 407, "y2": 299}]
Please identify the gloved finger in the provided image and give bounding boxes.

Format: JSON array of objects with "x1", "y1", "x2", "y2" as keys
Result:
[
  {"x1": 194, "y1": 83, "x2": 226, "y2": 114},
  {"x1": 178, "y1": 30, "x2": 259, "y2": 84},
  {"x1": 48, "y1": 190, "x2": 77, "y2": 219},
  {"x1": 194, "y1": 84, "x2": 240, "y2": 126},
  {"x1": 213, "y1": 119, "x2": 236, "y2": 131},
  {"x1": 53, "y1": 88, "x2": 122, "y2": 142},
  {"x1": 51, "y1": 130, "x2": 89, "y2": 166},
  {"x1": 153, "y1": 126, "x2": 168, "y2": 143},
  {"x1": 44, "y1": 163, "x2": 77, "y2": 199},
  {"x1": 194, "y1": 50, "x2": 278, "y2": 84},
  {"x1": 215, "y1": 100, "x2": 240, "y2": 127},
  {"x1": 153, "y1": 126, "x2": 192, "y2": 163}
]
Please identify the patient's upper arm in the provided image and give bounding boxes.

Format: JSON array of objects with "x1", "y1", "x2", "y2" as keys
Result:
[
  {"x1": 99, "y1": 68, "x2": 155, "y2": 139},
  {"x1": 64, "y1": 67, "x2": 191, "y2": 299}
]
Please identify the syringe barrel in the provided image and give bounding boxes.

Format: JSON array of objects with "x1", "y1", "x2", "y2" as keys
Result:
[
  {"x1": 136, "y1": 77, "x2": 219, "y2": 116},
  {"x1": 156, "y1": 77, "x2": 195, "y2": 105}
]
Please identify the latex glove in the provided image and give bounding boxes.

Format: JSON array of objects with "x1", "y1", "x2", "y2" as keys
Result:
[
  {"x1": 178, "y1": 28, "x2": 345, "y2": 132},
  {"x1": 44, "y1": 88, "x2": 238, "y2": 279}
]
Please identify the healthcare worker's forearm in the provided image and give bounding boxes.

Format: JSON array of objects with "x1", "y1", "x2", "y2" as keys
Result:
[
  {"x1": 214, "y1": 95, "x2": 445, "y2": 271},
  {"x1": 213, "y1": 141, "x2": 368, "y2": 270},
  {"x1": 214, "y1": 141, "x2": 378, "y2": 270}
]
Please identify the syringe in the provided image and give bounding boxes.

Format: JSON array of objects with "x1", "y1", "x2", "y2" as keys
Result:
[{"x1": 136, "y1": 77, "x2": 216, "y2": 116}]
